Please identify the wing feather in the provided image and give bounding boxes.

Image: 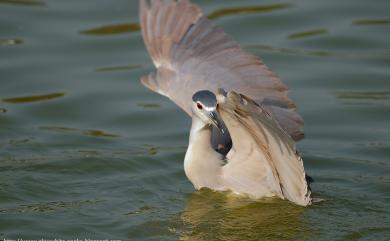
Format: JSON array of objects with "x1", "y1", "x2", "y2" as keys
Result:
[
  {"x1": 139, "y1": 0, "x2": 304, "y2": 141},
  {"x1": 218, "y1": 89, "x2": 311, "y2": 206}
]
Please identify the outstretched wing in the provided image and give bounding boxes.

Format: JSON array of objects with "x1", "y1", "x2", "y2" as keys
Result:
[
  {"x1": 217, "y1": 89, "x2": 311, "y2": 206},
  {"x1": 139, "y1": 0, "x2": 304, "y2": 141}
]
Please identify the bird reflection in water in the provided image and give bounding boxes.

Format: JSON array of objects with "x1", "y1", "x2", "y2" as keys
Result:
[{"x1": 179, "y1": 189, "x2": 313, "y2": 241}]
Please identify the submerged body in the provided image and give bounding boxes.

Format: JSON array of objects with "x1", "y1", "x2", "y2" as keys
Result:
[{"x1": 139, "y1": 0, "x2": 312, "y2": 206}]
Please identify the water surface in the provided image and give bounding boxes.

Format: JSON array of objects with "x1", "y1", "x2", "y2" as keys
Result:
[{"x1": 1, "y1": 0, "x2": 389, "y2": 240}]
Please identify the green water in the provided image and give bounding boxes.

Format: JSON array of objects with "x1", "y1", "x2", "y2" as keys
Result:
[{"x1": 1, "y1": 0, "x2": 389, "y2": 240}]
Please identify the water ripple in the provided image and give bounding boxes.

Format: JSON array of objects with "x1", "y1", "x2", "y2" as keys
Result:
[
  {"x1": 207, "y1": 3, "x2": 292, "y2": 20},
  {"x1": 137, "y1": 103, "x2": 161, "y2": 109},
  {"x1": 2, "y1": 92, "x2": 65, "y2": 104},
  {"x1": 39, "y1": 126, "x2": 119, "y2": 138},
  {"x1": 335, "y1": 91, "x2": 390, "y2": 106},
  {"x1": 0, "y1": 38, "x2": 23, "y2": 46},
  {"x1": 80, "y1": 23, "x2": 140, "y2": 36},
  {"x1": 0, "y1": 0, "x2": 45, "y2": 6},
  {"x1": 288, "y1": 29, "x2": 328, "y2": 40},
  {"x1": 125, "y1": 205, "x2": 157, "y2": 216},
  {"x1": 95, "y1": 64, "x2": 142, "y2": 72},
  {"x1": 336, "y1": 91, "x2": 390, "y2": 100},
  {"x1": 0, "y1": 200, "x2": 100, "y2": 214},
  {"x1": 247, "y1": 44, "x2": 390, "y2": 59},
  {"x1": 353, "y1": 19, "x2": 390, "y2": 26},
  {"x1": 248, "y1": 44, "x2": 331, "y2": 57}
]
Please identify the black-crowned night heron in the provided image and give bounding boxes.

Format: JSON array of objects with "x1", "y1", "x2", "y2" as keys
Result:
[{"x1": 139, "y1": 0, "x2": 312, "y2": 206}]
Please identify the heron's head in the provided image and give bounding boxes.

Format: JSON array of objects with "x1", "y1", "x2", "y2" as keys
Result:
[{"x1": 192, "y1": 90, "x2": 226, "y2": 134}]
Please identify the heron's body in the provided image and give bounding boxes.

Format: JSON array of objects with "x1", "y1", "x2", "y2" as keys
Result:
[{"x1": 139, "y1": 0, "x2": 312, "y2": 206}]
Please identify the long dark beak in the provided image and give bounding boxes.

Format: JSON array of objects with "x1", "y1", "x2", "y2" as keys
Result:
[{"x1": 209, "y1": 111, "x2": 227, "y2": 134}]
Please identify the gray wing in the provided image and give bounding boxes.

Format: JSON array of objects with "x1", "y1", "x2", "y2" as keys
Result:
[
  {"x1": 217, "y1": 89, "x2": 311, "y2": 206},
  {"x1": 139, "y1": 0, "x2": 304, "y2": 141}
]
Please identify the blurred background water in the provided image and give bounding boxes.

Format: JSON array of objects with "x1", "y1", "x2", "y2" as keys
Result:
[{"x1": 0, "y1": 0, "x2": 389, "y2": 240}]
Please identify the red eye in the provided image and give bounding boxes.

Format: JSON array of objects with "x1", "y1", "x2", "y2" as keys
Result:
[{"x1": 196, "y1": 102, "x2": 203, "y2": 110}]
